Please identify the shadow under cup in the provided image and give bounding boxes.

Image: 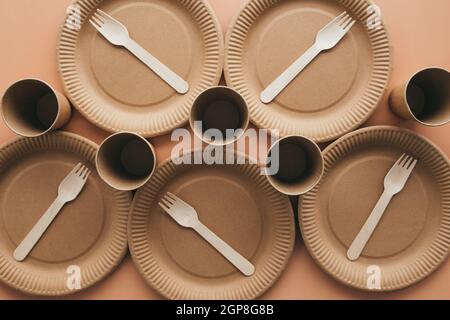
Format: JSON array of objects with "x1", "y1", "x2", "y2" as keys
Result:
[
  {"x1": 96, "y1": 133, "x2": 156, "y2": 191},
  {"x1": 1, "y1": 79, "x2": 71, "y2": 137},
  {"x1": 266, "y1": 136, "x2": 324, "y2": 196},
  {"x1": 190, "y1": 87, "x2": 249, "y2": 145}
]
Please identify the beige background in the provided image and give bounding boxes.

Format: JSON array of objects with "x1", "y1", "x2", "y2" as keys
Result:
[{"x1": 0, "y1": 0, "x2": 449, "y2": 299}]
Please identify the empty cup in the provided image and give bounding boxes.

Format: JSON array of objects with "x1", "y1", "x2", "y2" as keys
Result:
[
  {"x1": 190, "y1": 86, "x2": 249, "y2": 145},
  {"x1": 96, "y1": 132, "x2": 156, "y2": 191},
  {"x1": 265, "y1": 136, "x2": 324, "y2": 196},
  {"x1": 389, "y1": 67, "x2": 450, "y2": 126},
  {"x1": 1, "y1": 79, "x2": 71, "y2": 137}
]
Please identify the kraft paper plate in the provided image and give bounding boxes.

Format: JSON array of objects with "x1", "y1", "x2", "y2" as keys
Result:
[
  {"x1": 225, "y1": 0, "x2": 391, "y2": 142},
  {"x1": 0, "y1": 132, "x2": 131, "y2": 296},
  {"x1": 128, "y1": 151, "x2": 295, "y2": 299},
  {"x1": 300, "y1": 126, "x2": 450, "y2": 291},
  {"x1": 59, "y1": 0, "x2": 223, "y2": 137}
]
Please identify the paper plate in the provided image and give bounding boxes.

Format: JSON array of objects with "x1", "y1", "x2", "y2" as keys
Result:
[
  {"x1": 300, "y1": 126, "x2": 450, "y2": 291},
  {"x1": 0, "y1": 132, "x2": 131, "y2": 296},
  {"x1": 58, "y1": 0, "x2": 224, "y2": 137},
  {"x1": 128, "y1": 151, "x2": 295, "y2": 299},
  {"x1": 225, "y1": 0, "x2": 391, "y2": 142}
]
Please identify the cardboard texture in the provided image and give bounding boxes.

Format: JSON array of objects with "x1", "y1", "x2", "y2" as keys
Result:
[
  {"x1": 129, "y1": 150, "x2": 295, "y2": 299},
  {"x1": 389, "y1": 67, "x2": 450, "y2": 126},
  {"x1": 266, "y1": 135, "x2": 323, "y2": 195},
  {"x1": 300, "y1": 126, "x2": 450, "y2": 291},
  {"x1": 190, "y1": 86, "x2": 249, "y2": 145},
  {"x1": 224, "y1": 0, "x2": 391, "y2": 142},
  {"x1": 1, "y1": 79, "x2": 71, "y2": 137},
  {"x1": 58, "y1": 0, "x2": 224, "y2": 137},
  {"x1": 96, "y1": 132, "x2": 156, "y2": 191},
  {"x1": 0, "y1": 132, "x2": 131, "y2": 296}
]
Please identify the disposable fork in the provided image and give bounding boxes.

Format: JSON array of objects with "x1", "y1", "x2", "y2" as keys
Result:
[
  {"x1": 159, "y1": 192, "x2": 255, "y2": 276},
  {"x1": 14, "y1": 163, "x2": 90, "y2": 262},
  {"x1": 260, "y1": 11, "x2": 356, "y2": 104},
  {"x1": 347, "y1": 154, "x2": 418, "y2": 261},
  {"x1": 89, "y1": 9, "x2": 189, "y2": 94}
]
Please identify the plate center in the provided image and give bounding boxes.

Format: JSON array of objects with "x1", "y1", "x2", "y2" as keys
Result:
[
  {"x1": 255, "y1": 8, "x2": 358, "y2": 112},
  {"x1": 160, "y1": 175, "x2": 262, "y2": 278},
  {"x1": 89, "y1": 3, "x2": 192, "y2": 106},
  {"x1": 1, "y1": 159, "x2": 105, "y2": 263},
  {"x1": 327, "y1": 156, "x2": 428, "y2": 258}
]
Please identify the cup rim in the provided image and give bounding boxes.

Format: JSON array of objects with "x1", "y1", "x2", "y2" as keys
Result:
[
  {"x1": 402, "y1": 67, "x2": 450, "y2": 127},
  {"x1": 189, "y1": 86, "x2": 250, "y2": 146},
  {"x1": 1, "y1": 78, "x2": 62, "y2": 137},
  {"x1": 265, "y1": 135, "x2": 324, "y2": 196},
  {"x1": 95, "y1": 131, "x2": 157, "y2": 191}
]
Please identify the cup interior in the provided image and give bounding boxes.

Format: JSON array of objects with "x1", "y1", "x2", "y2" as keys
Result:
[
  {"x1": 1, "y1": 79, "x2": 59, "y2": 136},
  {"x1": 191, "y1": 87, "x2": 249, "y2": 144},
  {"x1": 266, "y1": 136, "x2": 323, "y2": 195},
  {"x1": 96, "y1": 133, "x2": 156, "y2": 191},
  {"x1": 406, "y1": 68, "x2": 450, "y2": 126}
]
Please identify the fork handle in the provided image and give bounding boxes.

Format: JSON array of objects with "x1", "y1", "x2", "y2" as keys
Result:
[
  {"x1": 13, "y1": 198, "x2": 65, "y2": 262},
  {"x1": 193, "y1": 222, "x2": 255, "y2": 276},
  {"x1": 347, "y1": 191, "x2": 393, "y2": 261},
  {"x1": 260, "y1": 44, "x2": 322, "y2": 103},
  {"x1": 125, "y1": 39, "x2": 189, "y2": 94}
]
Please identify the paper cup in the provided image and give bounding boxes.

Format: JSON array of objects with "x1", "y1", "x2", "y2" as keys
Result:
[
  {"x1": 389, "y1": 67, "x2": 450, "y2": 126},
  {"x1": 265, "y1": 136, "x2": 324, "y2": 196},
  {"x1": 1, "y1": 79, "x2": 71, "y2": 137},
  {"x1": 190, "y1": 86, "x2": 249, "y2": 145},
  {"x1": 96, "y1": 132, "x2": 156, "y2": 191}
]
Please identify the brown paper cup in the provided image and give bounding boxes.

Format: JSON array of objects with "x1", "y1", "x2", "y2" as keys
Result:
[
  {"x1": 265, "y1": 135, "x2": 324, "y2": 196},
  {"x1": 1, "y1": 79, "x2": 71, "y2": 137},
  {"x1": 190, "y1": 86, "x2": 249, "y2": 145},
  {"x1": 96, "y1": 132, "x2": 156, "y2": 191},
  {"x1": 389, "y1": 67, "x2": 450, "y2": 126}
]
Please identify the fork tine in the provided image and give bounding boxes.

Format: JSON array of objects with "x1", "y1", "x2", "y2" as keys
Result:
[
  {"x1": 83, "y1": 169, "x2": 91, "y2": 181},
  {"x1": 81, "y1": 166, "x2": 90, "y2": 179},
  {"x1": 163, "y1": 194, "x2": 176, "y2": 204},
  {"x1": 344, "y1": 20, "x2": 356, "y2": 32},
  {"x1": 96, "y1": 9, "x2": 111, "y2": 21},
  {"x1": 89, "y1": 19, "x2": 101, "y2": 30},
  {"x1": 404, "y1": 156, "x2": 416, "y2": 169},
  {"x1": 91, "y1": 15, "x2": 104, "y2": 27},
  {"x1": 83, "y1": 166, "x2": 90, "y2": 177},
  {"x1": 394, "y1": 153, "x2": 407, "y2": 166},
  {"x1": 90, "y1": 18, "x2": 102, "y2": 29},
  {"x1": 166, "y1": 192, "x2": 178, "y2": 202},
  {"x1": 337, "y1": 12, "x2": 350, "y2": 25},
  {"x1": 160, "y1": 197, "x2": 172, "y2": 209},
  {"x1": 167, "y1": 192, "x2": 193, "y2": 208},
  {"x1": 407, "y1": 159, "x2": 418, "y2": 171},
  {"x1": 77, "y1": 164, "x2": 88, "y2": 177},
  {"x1": 76, "y1": 164, "x2": 84, "y2": 175},
  {"x1": 341, "y1": 15, "x2": 353, "y2": 27},
  {"x1": 167, "y1": 192, "x2": 190, "y2": 206},
  {"x1": 158, "y1": 199, "x2": 168, "y2": 210},
  {"x1": 401, "y1": 154, "x2": 412, "y2": 167},
  {"x1": 332, "y1": 11, "x2": 347, "y2": 24},
  {"x1": 70, "y1": 163, "x2": 82, "y2": 175},
  {"x1": 92, "y1": 11, "x2": 105, "y2": 24},
  {"x1": 340, "y1": 14, "x2": 352, "y2": 27},
  {"x1": 94, "y1": 11, "x2": 107, "y2": 22},
  {"x1": 158, "y1": 201, "x2": 169, "y2": 211}
]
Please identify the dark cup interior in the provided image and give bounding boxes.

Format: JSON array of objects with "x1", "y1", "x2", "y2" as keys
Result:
[
  {"x1": 267, "y1": 136, "x2": 323, "y2": 195},
  {"x1": 191, "y1": 87, "x2": 248, "y2": 144},
  {"x1": 97, "y1": 133, "x2": 155, "y2": 190},
  {"x1": 1, "y1": 79, "x2": 59, "y2": 136},
  {"x1": 406, "y1": 68, "x2": 450, "y2": 125}
]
